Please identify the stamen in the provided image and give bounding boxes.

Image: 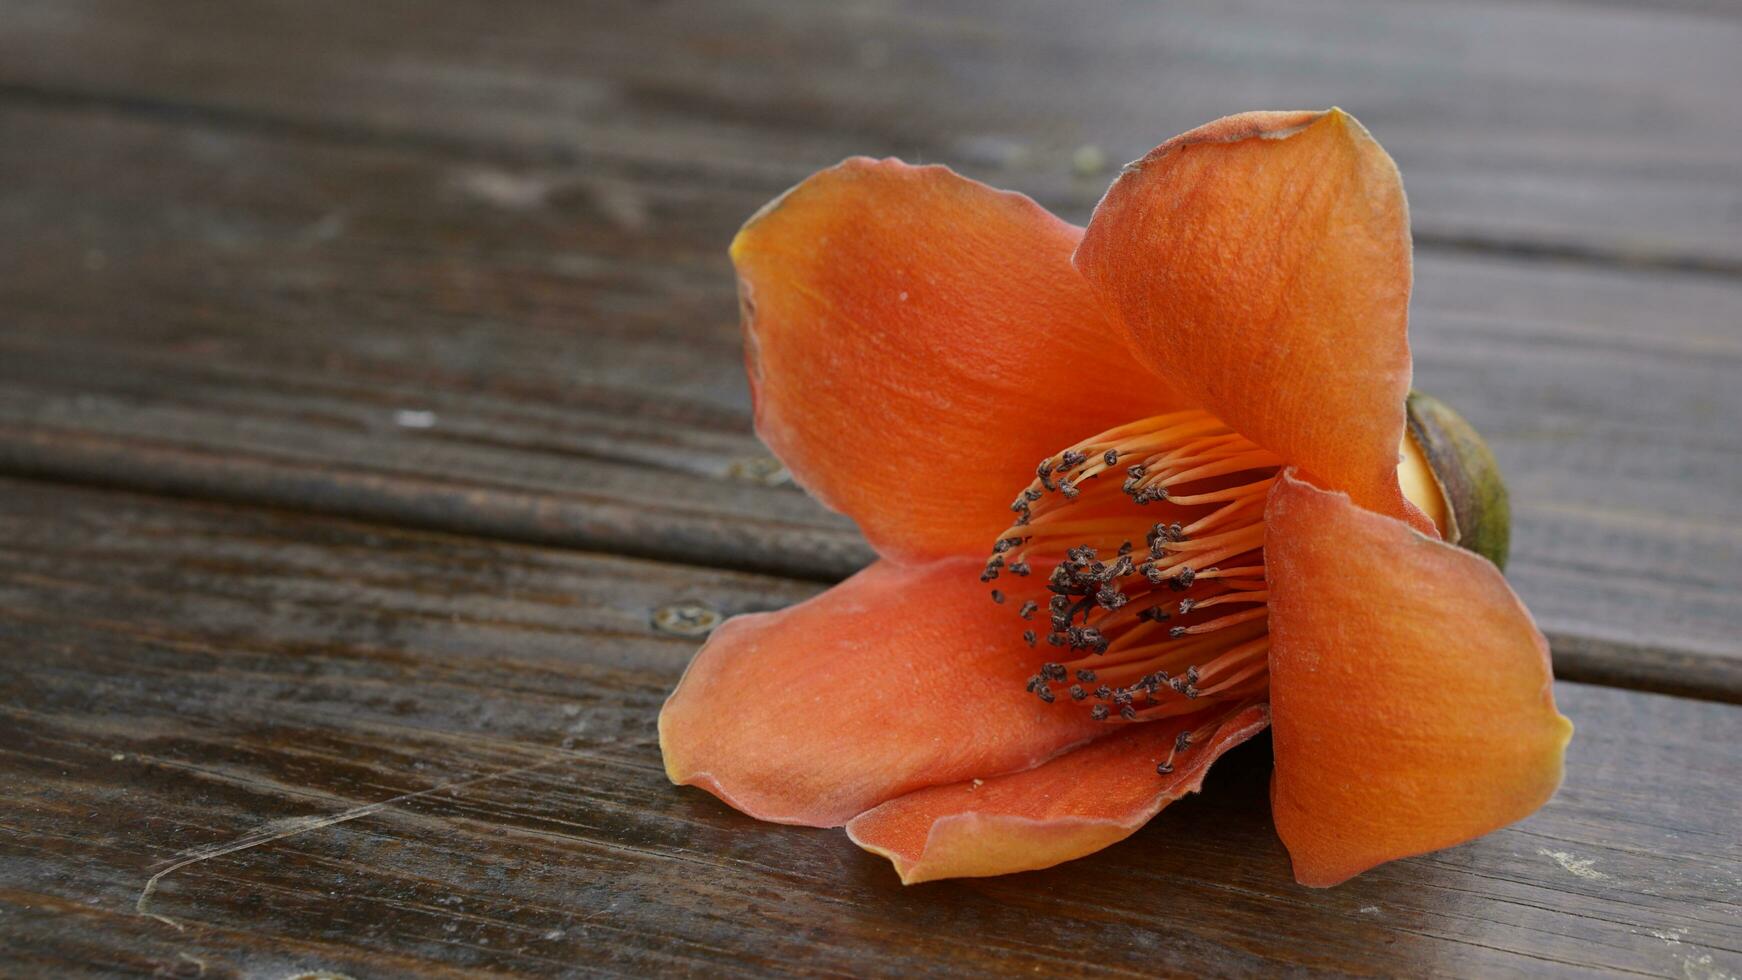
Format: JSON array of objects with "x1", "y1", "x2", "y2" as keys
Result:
[{"x1": 986, "y1": 408, "x2": 1278, "y2": 774}]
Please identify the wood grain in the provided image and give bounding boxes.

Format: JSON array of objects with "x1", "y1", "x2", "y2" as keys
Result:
[
  {"x1": 2, "y1": 4, "x2": 1736, "y2": 976},
  {"x1": 1, "y1": 478, "x2": 1737, "y2": 978},
  {"x1": 1, "y1": 101, "x2": 1738, "y2": 700},
  {"x1": 1, "y1": 0, "x2": 1740, "y2": 267}
]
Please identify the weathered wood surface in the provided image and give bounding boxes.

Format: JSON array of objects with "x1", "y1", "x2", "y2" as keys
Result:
[
  {"x1": 3, "y1": 0, "x2": 1741, "y2": 268},
  {"x1": 2, "y1": 2, "x2": 1740, "y2": 975},
  {"x1": 2, "y1": 480, "x2": 1737, "y2": 979},
  {"x1": 2, "y1": 97, "x2": 1739, "y2": 700}
]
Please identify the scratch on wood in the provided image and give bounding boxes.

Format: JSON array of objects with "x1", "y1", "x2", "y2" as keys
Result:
[
  {"x1": 135, "y1": 755, "x2": 574, "y2": 930},
  {"x1": 1536, "y1": 847, "x2": 1611, "y2": 881}
]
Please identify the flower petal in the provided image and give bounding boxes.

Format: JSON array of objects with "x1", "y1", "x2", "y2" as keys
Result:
[
  {"x1": 659, "y1": 558, "x2": 1106, "y2": 827},
  {"x1": 1264, "y1": 470, "x2": 1573, "y2": 888},
  {"x1": 732, "y1": 157, "x2": 1182, "y2": 563},
  {"x1": 845, "y1": 703, "x2": 1269, "y2": 884},
  {"x1": 1075, "y1": 110, "x2": 1430, "y2": 533}
]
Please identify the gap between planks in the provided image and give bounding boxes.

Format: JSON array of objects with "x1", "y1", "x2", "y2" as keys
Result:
[
  {"x1": 0, "y1": 460, "x2": 1737, "y2": 709},
  {"x1": 2, "y1": 78, "x2": 1740, "y2": 280}
]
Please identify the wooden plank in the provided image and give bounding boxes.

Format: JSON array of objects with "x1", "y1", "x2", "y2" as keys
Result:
[
  {"x1": 1, "y1": 0, "x2": 1740, "y2": 267},
  {"x1": 1, "y1": 477, "x2": 1737, "y2": 978},
  {"x1": 2, "y1": 103, "x2": 1739, "y2": 701}
]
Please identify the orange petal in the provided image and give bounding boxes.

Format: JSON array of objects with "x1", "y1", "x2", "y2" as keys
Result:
[
  {"x1": 1265, "y1": 470, "x2": 1572, "y2": 887},
  {"x1": 732, "y1": 158, "x2": 1183, "y2": 563},
  {"x1": 845, "y1": 703, "x2": 1269, "y2": 884},
  {"x1": 659, "y1": 558, "x2": 1106, "y2": 827},
  {"x1": 1075, "y1": 110, "x2": 1431, "y2": 534}
]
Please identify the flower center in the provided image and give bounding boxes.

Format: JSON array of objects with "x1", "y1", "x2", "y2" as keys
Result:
[{"x1": 982, "y1": 409, "x2": 1280, "y2": 747}]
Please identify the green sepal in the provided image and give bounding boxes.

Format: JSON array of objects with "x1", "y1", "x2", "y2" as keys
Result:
[{"x1": 1406, "y1": 391, "x2": 1512, "y2": 570}]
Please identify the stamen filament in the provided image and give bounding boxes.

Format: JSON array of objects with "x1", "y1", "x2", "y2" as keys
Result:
[
  {"x1": 1191, "y1": 590, "x2": 1270, "y2": 610},
  {"x1": 1176, "y1": 607, "x2": 1269, "y2": 636},
  {"x1": 1165, "y1": 476, "x2": 1278, "y2": 507}
]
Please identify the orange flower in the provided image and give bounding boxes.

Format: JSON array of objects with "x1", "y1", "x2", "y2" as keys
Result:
[{"x1": 660, "y1": 109, "x2": 1573, "y2": 887}]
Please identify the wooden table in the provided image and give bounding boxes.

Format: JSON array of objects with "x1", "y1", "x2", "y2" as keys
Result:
[{"x1": 2, "y1": 3, "x2": 1738, "y2": 976}]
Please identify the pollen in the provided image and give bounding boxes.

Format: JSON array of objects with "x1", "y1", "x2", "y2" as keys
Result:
[{"x1": 984, "y1": 408, "x2": 1278, "y2": 764}]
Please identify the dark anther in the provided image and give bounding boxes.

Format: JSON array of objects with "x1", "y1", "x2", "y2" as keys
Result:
[
  {"x1": 1047, "y1": 631, "x2": 1068, "y2": 647},
  {"x1": 1128, "y1": 464, "x2": 1147, "y2": 478},
  {"x1": 1045, "y1": 595, "x2": 1073, "y2": 626},
  {"x1": 1059, "y1": 479, "x2": 1080, "y2": 500},
  {"x1": 1178, "y1": 597, "x2": 1197, "y2": 615},
  {"x1": 1046, "y1": 565, "x2": 1076, "y2": 595},
  {"x1": 1010, "y1": 496, "x2": 1030, "y2": 513},
  {"x1": 1095, "y1": 586, "x2": 1127, "y2": 610},
  {"x1": 1117, "y1": 540, "x2": 1134, "y2": 556},
  {"x1": 1185, "y1": 666, "x2": 1201, "y2": 684},
  {"x1": 1094, "y1": 685, "x2": 1113, "y2": 700},
  {"x1": 1023, "y1": 630, "x2": 1038, "y2": 647},
  {"x1": 993, "y1": 536, "x2": 1023, "y2": 553},
  {"x1": 1061, "y1": 449, "x2": 1088, "y2": 469},
  {"x1": 1069, "y1": 685, "x2": 1086, "y2": 701},
  {"x1": 1025, "y1": 488, "x2": 1044, "y2": 502},
  {"x1": 1025, "y1": 675, "x2": 1041, "y2": 693},
  {"x1": 1184, "y1": 685, "x2": 1200, "y2": 699},
  {"x1": 1008, "y1": 561, "x2": 1031, "y2": 577},
  {"x1": 1036, "y1": 685, "x2": 1055, "y2": 704},
  {"x1": 1036, "y1": 459, "x2": 1056, "y2": 491},
  {"x1": 990, "y1": 589, "x2": 1005, "y2": 604},
  {"x1": 1143, "y1": 564, "x2": 1166, "y2": 585},
  {"x1": 1156, "y1": 761, "x2": 1174, "y2": 775},
  {"x1": 1169, "y1": 626, "x2": 1187, "y2": 639},
  {"x1": 980, "y1": 555, "x2": 1004, "y2": 582},
  {"x1": 1076, "y1": 669, "x2": 1097, "y2": 683},
  {"x1": 1018, "y1": 600, "x2": 1038, "y2": 620},
  {"x1": 1120, "y1": 706, "x2": 1138, "y2": 721},
  {"x1": 1112, "y1": 690, "x2": 1134, "y2": 707},
  {"x1": 1043, "y1": 662, "x2": 1068, "y2": 682},
  {"x1": 1171, "y1": 566, "x2": 1196, "y2": 591},
  {"x1": 1103, "y1": 449, "x2": 1119, "y2": 466},
  {"x1": 1090, "y1": 704, "x2": 1110, "y2": 721},
  {"x1": 1106, "y1": 555, "x2": 1135, "y2": 581},
  {"x1": 1175, "y1": 731, "x2": 1193, "y2": 752}
]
